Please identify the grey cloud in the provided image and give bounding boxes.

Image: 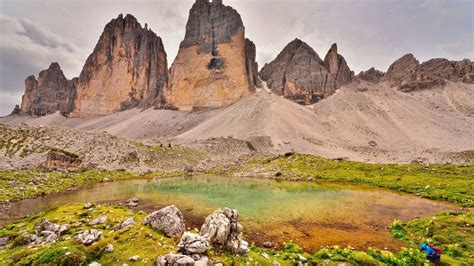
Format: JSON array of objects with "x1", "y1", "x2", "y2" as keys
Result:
[
  {"x1": 0, "y1": 13, "x2": 85, "y2": 114},
  {"x1": 0, "y1": 0, "x2": 472, "y2": 116}
]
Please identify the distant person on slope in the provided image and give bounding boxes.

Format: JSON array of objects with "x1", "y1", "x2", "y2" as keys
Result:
[{"x1": 420, "y1": 243, "x2": 442, "y2": 265}]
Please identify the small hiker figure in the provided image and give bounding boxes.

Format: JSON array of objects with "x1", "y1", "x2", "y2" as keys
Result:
[{"x1": 420, "y1": 243, "x2": 442, "y2": 265}]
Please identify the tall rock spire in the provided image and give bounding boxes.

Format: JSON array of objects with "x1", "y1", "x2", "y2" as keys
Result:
[
  {"x1": 70, "y1": 14, "x2": 168, "y2": 117},
  {"x1": 164, "y1": 0, "x2": 260, "y2": 111}
]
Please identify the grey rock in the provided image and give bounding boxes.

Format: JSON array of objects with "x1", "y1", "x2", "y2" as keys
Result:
[
  {"x1": 89, "y1": 215, "x2": 108, "y2": 225},
  {"x1": 83, "y1": 203, "x2": 94, "y2": 209},
  {"x1": 89, "y1": 262, "x2": 101, "y2": 266},
  {"x1": 385, "y1": 54, "x2": 419, "y2": 86},
  {"x1": 323, "y1": 43, "x2": 353, "y2": 86},
  {"x1": 180, "y1": 0, "x2": 244, "y2": 54},
  {"x1": 245, "y1": 39, "x2": 262, "y2": 90},
  {"x1": 143, "y1": 205, "x2": 185, "y2": 238},
  {"x1": 77, "y1": 229, "x2": 102, "y2": 245},
  {"x1": 399, "y1": 79, "x2": 446, "y2": 92},
  {"x1": 0, "y1": 236, "x2": 9, "y2": 247},
  {"x1": 200, "y1": 207, "x2": 247, "y2": 254},
  {"x1": 178, "y1": 232, "x2": 210, "y2": 255},
  {"x1": 105, "y1": 243, "x2": 114, "y2": 253},
  {"x1": 40, "y1": 230, "x2": 58, "y2": 242},
  {"x1": 357, "y1": 67, "x2": 385, "y2": 83},
  {"x1": 128, "y1": 255, "x2": 139, "y2": 261},
  {"x1": 260, "y1": 39, "x2": 352, "y2": 105},
  {"x1": 35, "y1": 219, "x2": 68, "y2": 235},
  {"x1": 114, "y1": 217, "x2": 135, "y2": 231},
  {"x1": 19, "y1": 63, "x2": 77, "y2": 116},
  {"x1": 384, "y1": 54, "x2": 473, "y2": 89},
  {"x1": 157, "y1": 253, "x2": 195, "y2": 266}
]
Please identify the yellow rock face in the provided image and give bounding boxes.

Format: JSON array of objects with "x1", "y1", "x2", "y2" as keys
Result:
[
  {"x1": 71, "y1": 55, "x2": 134, "y2": 117},
  {"x1": 165, "y1": 28, "x2": 253, "y2": 111},
  {"x1": 69, "y1": 14, "x2": 168, "y2": 118}
]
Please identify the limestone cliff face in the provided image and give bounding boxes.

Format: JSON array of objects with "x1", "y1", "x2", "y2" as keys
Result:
[
  {"x1": 165, "y1": 0, "x2": 259, "y2": 111},
  {"x1": 259, "y1": 39, "x2": 352, "y2": 105},
  {"x1": 71, "y1": 14, "x2": 168, "y2": 117},
  {"x1": 19, "y1": 63, "x2": 76, "y2": 116}
]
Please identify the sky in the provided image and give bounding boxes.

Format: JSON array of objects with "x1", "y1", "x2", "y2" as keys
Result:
[{"x1": 0, "y1": 0, "x2": 473, "y2": 116}]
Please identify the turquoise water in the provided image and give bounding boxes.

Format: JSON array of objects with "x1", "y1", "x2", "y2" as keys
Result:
[{"x1": 1, "y1": 176, "x2": 455, "y2": 251}]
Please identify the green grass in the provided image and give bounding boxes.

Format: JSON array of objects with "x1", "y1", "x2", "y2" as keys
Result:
[
  {"x1": 0, "y1": 204, "x2": 446, "y2": 266},
  {"x1": 232, "y1": 153, "x2": 474, "y2": 207},
  {"x1": 0, "y1": 204, "x2": 177, "y2": 265},
  {"x1": 389, "y1": 211, "x2": 474, "y2": 264},
  {"x1": 0, "y1": 169, "x2": 182, "y2": 204}
]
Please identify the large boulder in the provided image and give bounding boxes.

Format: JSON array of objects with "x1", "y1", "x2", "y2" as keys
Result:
[
  {"x1": 178, "y1": 232, "x2": 210, "y2": 255},
  {"x1": 200, "y1": 207, "x2": 248, "y2": 254},
  {"x1": 143, "y1": 205, "x2": 185, "y2": 238}
]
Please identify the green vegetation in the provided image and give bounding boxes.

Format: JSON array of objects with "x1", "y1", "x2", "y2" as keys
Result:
[
  {"x1": 1, "y1": 152, "x2": 472, "y2": 265},
  {"x1": 0, "y1": 204, "x2": 176, "y2": 265},
  {"x1": 233, "y1": 153, "x2": 474, "y2": 207},
  {"x1": 0, "y1": 204, "x2": 448, "y2": 266},
  {"x1": 0, "y1": 169, "x2": 182, "y2": 204},
  {"x1": 389, "y1": 211, "x2": 474, "y2": 264}
]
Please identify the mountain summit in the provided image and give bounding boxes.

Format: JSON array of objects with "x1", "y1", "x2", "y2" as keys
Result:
[
  {"x1": 164, "y1": 0, "x2": 260, "y2": 111},
  {"x1": 260, "y1": 39, "x2": 353, "y2": 105},
  {"x1": 71, "y1": 14, "x2": 168, "y2": 117}
]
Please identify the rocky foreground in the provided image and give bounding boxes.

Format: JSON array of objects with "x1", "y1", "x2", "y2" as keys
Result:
[{"x1": 0, "y1": 200, "x2": 471, "y2": 265}]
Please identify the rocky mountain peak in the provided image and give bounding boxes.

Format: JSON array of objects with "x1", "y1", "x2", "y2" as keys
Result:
[
  {"x1": 165, "y1": 0, "x2": 259, "y2": 111},
  {"x1": 385, "y1": 53, "x2": 419, "y2": 86},
  {"x1": 357, "y1": 67, "x2": 385, "y2": 83},
  {"x1": 260, "y1": 40, "x2": 352, "y2": 105},
  {"x1": 324, "y1": 43, "x2": 339, "y2": 74},
  {"x1": 19, "y1": 62, "x2": 76, "y2": 116},
  {"x1": 48, "y1": 62, "x2": 61, "y2": 71},
  {"x1": 70, "y1": 13, "x2": 168, "y2": 117},
  {"x1": 381, "y1": 53, "x2": 473, "y2": 89}
]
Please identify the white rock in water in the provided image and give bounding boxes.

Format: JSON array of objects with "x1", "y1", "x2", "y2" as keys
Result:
[{"x1": 143, "y1": 205, "x2": 185, "y2": 237}]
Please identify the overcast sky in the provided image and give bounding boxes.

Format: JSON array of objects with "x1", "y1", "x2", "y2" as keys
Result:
[{"x1": 0, "y1": 0, "x2": 473, "y2": 116}]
